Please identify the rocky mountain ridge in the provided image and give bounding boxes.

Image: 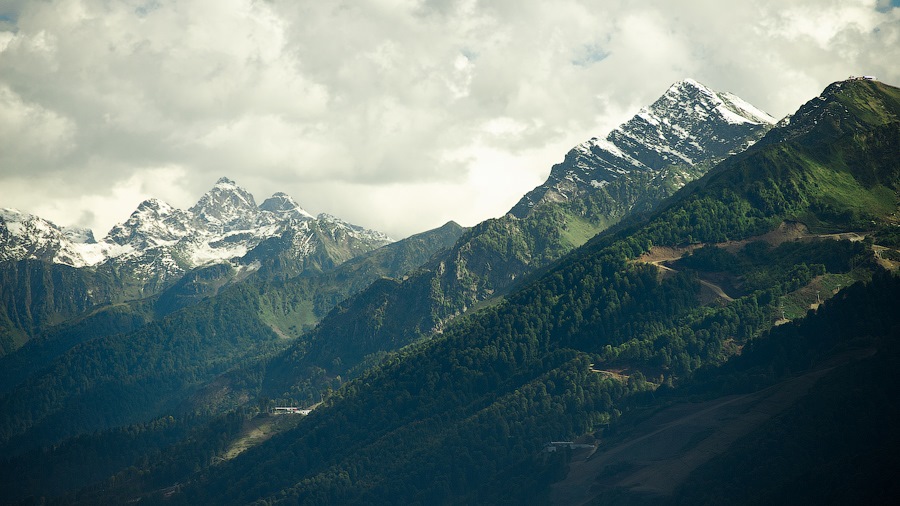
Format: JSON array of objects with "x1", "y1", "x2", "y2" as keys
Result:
[
  {"x1": 509, "y1": 78, "x2": 777, "y2": 218},
  {"x1": 0, "y1": 177, "x2": 393, "y2": 289}
]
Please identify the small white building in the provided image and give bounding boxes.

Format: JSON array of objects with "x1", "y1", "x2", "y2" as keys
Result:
[{"x1": 274, "y1": 406, "x2": 312, "y2": 415}]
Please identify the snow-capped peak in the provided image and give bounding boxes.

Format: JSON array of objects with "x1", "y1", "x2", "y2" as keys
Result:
[
  {"x1": 189, "y1": 177, "x2": 259, "y2": 232},
  {"x1": 135, "y1": 198, "x2": 176, "y2": 216},
  {"x1": 2, "y1": 178, "x2": 394, "y2": 289},
  {"x1": 660, "y1": 79, "x2": 776, "y2": 126},
  {"x1": 509, "y1": 78, "x2": 776, "y2": 218},
  {"x1": 104, "y1": 197, "x2": 189, "y2": 248},
  {"x1": 260, "y1": 192, "x2": 315, "y2": 220},
  {"x1": 62, "y1": 226, "x2": 96, "y2": 244},
  {"x1": 0, "y1": 207, "x2": 99, "y2": 267}
]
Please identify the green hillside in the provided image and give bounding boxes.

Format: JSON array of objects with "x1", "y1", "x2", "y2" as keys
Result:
[
  {"x1": 257, "y1": 80, "x2": 898, "y2": 409},
  {"x1": 0, "y1": 260, "x2": 151, "y2": 356},
  {"x1": 257, "y1": 166, "x2": 713, "y2": 405},
  {"x1": 96, "y1": 79, "x2": 898, "y2": 505}
]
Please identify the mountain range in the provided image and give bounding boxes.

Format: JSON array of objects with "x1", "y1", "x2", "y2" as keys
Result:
[
  {"x1": 0, "y1": 178, "x2": 394, "y2": 355},
  {"x1": 1, "y1": 177, "x2": 391, "y2": 276},
  {"x1": 0, "y1": 77, "x2": 898, "y2": 505}
]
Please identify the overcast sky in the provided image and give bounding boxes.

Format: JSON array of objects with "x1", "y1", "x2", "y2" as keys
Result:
[{"x1": 1, "y1": 0, "x2": 898, "y2": 239}]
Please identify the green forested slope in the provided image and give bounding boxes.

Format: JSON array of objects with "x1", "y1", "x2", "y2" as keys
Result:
[
  {"x1": 141, "y1": 80, "x2": 900, "y2": 505},
  {"x1": 0, "y1": 260, "x2": 149, "y2": 356},
  {"x1": 578, "y1": 271, "x2": 900, "y2": 506},
  {"x1": 258, "y1": 169, "x2": 706, "y2": 404},
  {"x1": 260, "y1": 80, "x2": 899, "y2": 407},
  {"x1": 0, "y1": 283, "x2": 282, "y2": 456}
]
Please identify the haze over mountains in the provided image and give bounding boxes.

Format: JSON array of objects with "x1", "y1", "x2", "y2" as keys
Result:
[{"x1": 0, "y1": 77, "x2": 898, "y2": 505}]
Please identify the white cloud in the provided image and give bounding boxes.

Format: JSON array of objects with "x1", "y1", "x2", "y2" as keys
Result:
[
  {"x1": 0, "y1": 0, "x2": 898, "y2": 239},
  {"x1": 0, "y1": 84, "x2": 76, "y2": 173}
]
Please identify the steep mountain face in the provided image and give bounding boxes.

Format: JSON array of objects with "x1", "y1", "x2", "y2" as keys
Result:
[{"x1": 510, "y1": 79, "x2": 776, "y2": 218}]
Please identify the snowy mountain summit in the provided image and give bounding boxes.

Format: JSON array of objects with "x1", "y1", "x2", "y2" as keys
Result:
[
  {"x1": 509, "y1": 79, "x2": 777, "y2": 217},
  {"x1": 0, "y1": 208, "x2": 100, "y2": 266},
  {"x1": 1, "y1": 178, "x2": 393, "y2": 287}
]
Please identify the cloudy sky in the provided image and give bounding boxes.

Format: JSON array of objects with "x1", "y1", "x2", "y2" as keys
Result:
[{"x1": 1, "y1": 0, "x2": 898, "y2": 239}]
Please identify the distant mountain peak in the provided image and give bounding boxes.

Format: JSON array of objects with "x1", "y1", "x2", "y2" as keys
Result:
[
  {"x1": 136, "y1": 198, "x2": 175, "y2": 214},
  {"x1": 189, "y1": 178, "x2": 259, "y2": 232},
  {"x1": 0, "y1": 207, "x2": 90, "y2": 266},
  {"x1": 260, "y1": 192, "x2": 315, "y2": 220},
  {"x1": 509, "y1": 79, "x2": 776, "y2": 218},
  {"x1": 2, "y1": 177, "x2": 394, "y2": 290},
  {"x1": 61, "y1": 226, "x2": 96, "y2": 245}
]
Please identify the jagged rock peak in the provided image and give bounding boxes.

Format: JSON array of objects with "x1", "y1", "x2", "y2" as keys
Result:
[
  {"x1": 317, "y1": 213, "x2": 394, "y2": 242},
  {"x1": 189, "y1": 177, "x2": 259, "y2": 229},
  {"x1": 62, "y1": 226, "x2": 96, "y2": 244},
  {"x1": 105, "y1": 197, "x2": 191, "y2": 248},
  {"x1": 192, "y1": 178, "x2": 257, "y2": 209},
  {"x1": 260, "y1": 192, "x2": 315, "y2": 220},
  {"x1": 135, "y1": 198, "x2": 175, "y2": 214},
  {"x1": 583, "y1": 77, "x2": 778, "y2": 168},
  {"x1": 508, "y1": 78, "x2": 776, "y2": 218},
  {"x1": 628, "y1": 78, "x2": 776, "y2": 138},
  {"x1": 662, "y1": 79, "x2": 776, "y2": 125}
]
